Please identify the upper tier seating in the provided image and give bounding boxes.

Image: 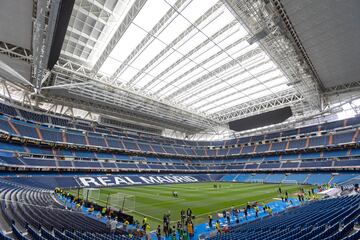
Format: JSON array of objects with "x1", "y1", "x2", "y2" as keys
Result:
[
  {"x1": 2, "y1": 114, "x2": 357, "y2": 158},
  {"x1": 1, "y1": 101, "x2": 360, "y2": 150},
  {"x1": 1, "y1": 138, "x2": 360, "y2": 171}
]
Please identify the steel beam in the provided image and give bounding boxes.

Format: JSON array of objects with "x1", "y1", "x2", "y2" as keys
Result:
[
  {"x1": 92, "y1": 0, "x2": 148, "y2": 73},
  {"x1": 151, "y1": 21, "x2": 241, "y2": 94},
  {"x1": 0, "y1": 41, "x2": 31, "y2": 64},
  {"x1": 165, "y1": 48, "x2": 262, "y2": 100},
  {"x1": 324, "y1": 81, "x2": 360, "y2": 96},
  {"x1": 222, "y1": 0, "x2": 322, "y2": 111},
  {"x1": 110, "y1": 0, "x2": 189, "y2": 82},
  {"x1": 193, "y1": 69, "x2": 281, "y2": 111},
  {"x1": 126, "y1": 2, "x2": 223, "y2": 86},
  {"x1": 180, "y1": 58, "x2": 271, "y2": 105},
  {"x1": 210, "y1": 89, "x2": 303, "y2": 122},
  {"x1": 49, "y1": 58, "x2": 221, "y2": 132}
]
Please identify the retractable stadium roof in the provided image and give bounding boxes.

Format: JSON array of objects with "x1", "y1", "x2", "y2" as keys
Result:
[{"x1": 0, "y1": 0, "x2": 359, "y2": 137}]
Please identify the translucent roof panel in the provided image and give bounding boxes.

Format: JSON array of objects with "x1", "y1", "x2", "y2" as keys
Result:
[{"x1": 62, "y1": 0, "x2": 298, "y2": 119}]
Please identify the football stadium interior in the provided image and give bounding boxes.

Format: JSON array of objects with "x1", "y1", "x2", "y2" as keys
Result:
[{"x1": 0, "y1": 0, "x2": 360, "y2": 239}]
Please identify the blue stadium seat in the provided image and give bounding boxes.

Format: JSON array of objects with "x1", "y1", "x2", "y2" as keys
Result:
[
  {"x1": 332, "y1": 131, "x2": 355, "y2": 145},
  {"x1": 270, "y1": 141, "x2": 286, "y2": 151},
  {"x1": 87, "y1": 134, "x2": 106, "y2": 147},
  {"x1": 300, "y1": 160, "x2": 332, "y2": 169},
  {"x1": 255, "y1": 144, "x2": 269, "y2": 153},
  {"x1": 0, "y1": 117, "x2": 16, "y2": 134},
  {"x1": 281, "y1": 161, "x2": 299, "y2": 169},
  {"x1": 287, "y1": 138, "x2": 306, "y2": 149},
  {"x1": 66, "y1": 131, "x2": 86, "y2": 145},
  {"x1": 39, "y1": 127, "x2": 63, "y2": 142},
  {"x1": 241, "y1": 145, "x2": 255, "y2": 154},
  {"x1": 12, "y1": 120, "x2": 38, "y2": 139},
  {"x1": 309, "y1": 135, "x2": 329, "y2": 147}
]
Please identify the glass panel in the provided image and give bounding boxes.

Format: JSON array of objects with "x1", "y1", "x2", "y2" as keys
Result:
[
  {"x1": 108, "y1": 23, "x2": 147, "y2": 62},
  {"x1": 117, "y1": 66, "x2": 139, "y2": 83},
  {"x1": 156, "y1": 15, "x2": 191, "y2": 44},
  {"x1": 147, "y1": 50, "x2": 182, "y2": 77},
  {"x1": 130, "y1": 38, "x2": 167, "y2": 70},
  {"x1": 181, "y1": 0, "x2": 219, "y2": 24},
  {"x1": 133, "y1": 0, "x2": 172, "y2": 32},
  {"x1": 99, "y1": 57, "x2": 121, "y2": 76}
]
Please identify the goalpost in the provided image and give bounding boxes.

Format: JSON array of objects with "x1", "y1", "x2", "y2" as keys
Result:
[{"x1": 107, "y1": 192, "x2": 136, "y2": 213}]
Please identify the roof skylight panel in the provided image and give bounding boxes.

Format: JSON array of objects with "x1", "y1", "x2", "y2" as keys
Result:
[
  {"x1": 188, "y1": 44, "x2": 220, "y2": 67},
  {"x1": 196, "y1": 75, "x2": 276, "y2": 110},
  {"x1": 140, "y1": 60, "x2": 197, "y2": 93},
  {"x1": 132, "y1": 0, "x2": 173, "y2": 32},
  {"x1": 248, "y1": 89, "x2": 274, "y2": 99},
  {"x1": 208, "y1": 96, "x2": 252, "y2": 112},
  {"x1": 135, "y1": 74, "x2": 155, "y2": 88},
  {"x1": 157, "y1": 67, "x2": 205, "y2": 96},
  {"x1": 264, "y1": 77, "x2": 288, "y2": 88},
  {"x1": 156, "y1": 15, "x2": 191, "y2": 45},
  {"x1": 215, "y1": 29, "x2": 248, "y2": 49},
  {"x1": 177, "y1": 57, "x2": 241, "y2": 92},
  {"x1": 152, "y1": 79, "x2": 178, "y2": 94},
  {"x1": 188, "y1": 86, "x2": 237, "y2": 108},
  {"x1": 117, "y1": 66, "x2": 140, "y2": 84},
  {"x1": 99, "y1": 23, "x2": 146, "y2": 76},
  {"x1": 203, "y1": 96, "x2": 250, "y2": 113},
  {"x1": 159, "y1": 57, "x2": 194, "y2": 83},
  {"x1": 129, "y1": 38, "x2": 167, "y2": 71},
  {"x1": 150, "y1": 55, "x2": 194, "y2": 85},
  {"x1": 129, "y1": 2, "x2": 224, "y2": 89},
  {"x1": 179, "y1": 55, "x2": 268, "y2": 102},
  {"x1": 146, "y1": 50, "x2": 182, "y2": 77},
  {"x1": 98, "y1": 57, "x2": 121, "y2": 76},
  {"x1": 256, "y1": 69, "x2": 283, "y2": 82},
  {"x1": 180, "y1": 0, "x2": 219, "y2": 24},
  {"x1": 110, "y1": 23, "x2": 147, "y2": 62},
  {"x1": 176, "y1": 31, "x2": 208, "y2": 55}
]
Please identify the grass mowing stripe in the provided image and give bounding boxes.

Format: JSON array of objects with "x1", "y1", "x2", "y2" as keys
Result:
[{"x1": 70, "y1": 182, "x2": 309, "y2": 228}]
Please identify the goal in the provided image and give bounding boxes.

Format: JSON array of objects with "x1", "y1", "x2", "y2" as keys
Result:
[
  {"x1": 281, "y1": 180, "x2": 298, "y2": 185},
  {"x1": 107, "y1": 192, "x2": 136, "y2": 213},
  {"x1": 82, "y1": 188, "x2": 100, "y2": 202},
  {"x1": 250, "y1": 179, "x2": 264, "y2": 184}
]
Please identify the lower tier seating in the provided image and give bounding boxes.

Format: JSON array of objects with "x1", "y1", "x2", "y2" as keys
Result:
[
  {"x1": 209, "y1": 195, "x2": 360, "y2": 240},
  {"x1": 0, "y1": 180, "x2": 137, "y2": 240}
]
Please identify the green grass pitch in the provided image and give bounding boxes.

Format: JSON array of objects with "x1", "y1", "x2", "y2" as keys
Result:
[{"x1": 72, "y1": 182, "x2": 309, "y2": 228}]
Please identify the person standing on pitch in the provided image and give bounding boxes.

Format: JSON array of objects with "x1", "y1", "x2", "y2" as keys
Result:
[
  {"x1": 208, "y1": 214, "x2": 213, "y2": 228},
  {"x1": 181, "y1": 209, "x2": 186, "y2": 226},
  {"x1": 156, "y1": 225, "x2": 161, "y2": 240},
  {"x1": 187, "y1": 208, "x2": 192, "y2": 218}
]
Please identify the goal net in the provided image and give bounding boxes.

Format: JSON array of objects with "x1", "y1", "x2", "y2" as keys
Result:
[
  {"x1": 107, "y1": 192, "x2": 135, "y2": 213},
  {"x1": 281, "y1": 180, "x2": 298, "y2": 185},
  {"x1": 82, "y1": 188, "x2": 100, "y2": 203},
  {"x1": 250, "y1": 179, "x2": 264, "y2": 184}
]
